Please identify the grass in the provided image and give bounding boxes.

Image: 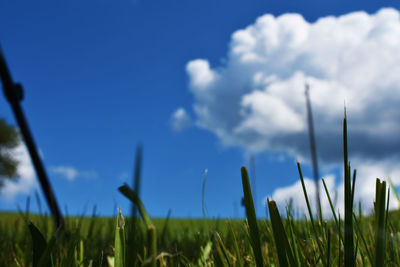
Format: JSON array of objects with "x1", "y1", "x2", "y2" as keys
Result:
[{"x1": 0, "y1": 115, "x2": 398, "y2": 266}]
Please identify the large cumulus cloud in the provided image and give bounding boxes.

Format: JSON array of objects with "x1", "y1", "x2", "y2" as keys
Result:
[
  {"x1": 186, "y1": 8, "x2": 400, "y2": 164},
  {"x1": 183, "y1": 8, "x2": 400, "y2": 214}
]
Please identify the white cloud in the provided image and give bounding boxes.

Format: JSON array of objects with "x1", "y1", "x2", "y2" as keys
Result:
[
  {"x1": 268, "y1": 158, "x2": 400, "y2": 217},
  {"x1": 0, "y1": 143, "x2": 37, "y2": 200},
  {"x1": 268, "y1": 174, "x2": 339, "y2": 218},
  {"x1": 182, "y1": 8, "x2": 400, "y2": 214},
  {"x1": 170, "y1": 107, "x2": 192, "y2": 132},
  {"x1": 184, "y1": 8, "x2": 400, "y2": 163},
  {"x1": 186, "y1": 60, "x2": 217, "y2": 89},
  {"x1": 50, "y1": 166, "x2": 97, "y2": 181}
]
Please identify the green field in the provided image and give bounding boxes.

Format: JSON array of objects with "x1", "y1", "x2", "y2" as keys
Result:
[
  {"x1": 1, "y1": 117, "x2": 400, "y2": 267},
  {"x1": 1, "y1": 205, "x2": 400, "y2": 266}
]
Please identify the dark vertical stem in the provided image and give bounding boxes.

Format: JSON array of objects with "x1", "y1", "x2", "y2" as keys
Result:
[
  {"x1": 343, "y1": 113, "x2": 354, "y2": 267},
  {"x1": 250, "y1": 155, "x2": 257, "y2": 216},
  {"x1": 0, "y1": 47, "x2": 64, "y2": 228},
  {"x1": 305, "y1": 83, "x2": 322, "y2": 219},
  {"x1": 132, "y1": 144, "x2": 143, "y2": 218}
]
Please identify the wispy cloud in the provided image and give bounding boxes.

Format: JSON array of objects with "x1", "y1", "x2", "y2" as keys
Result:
[
  {"x1": 50, "y1": 166, "x2": 97, "y2": 181},
  {"x1": 170, "y1": 107, "x2": 192, "y2": 132}
]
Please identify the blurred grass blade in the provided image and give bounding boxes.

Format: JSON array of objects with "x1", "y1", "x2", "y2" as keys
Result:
[
  {"x1": 119, "y1": 184, "x2": 152, "y2": 227},
  {"x1": 160, "y1": 209, "x2": 172, "y2": 245},
  {"x1": 132, "y1": 144, "x2": 143, "y2": 218},
  {"x1": 353, "y1": 213, "x2": 373, "y2": 264},
  {"x1": 198, "y1": 241, "x2": 213, "y2": 266},
  {"x1": 388, "y1": 177, "x2": 400, "y2": 206},
  {"x1": 28, "y1": 222, "x2": 49, "y2": 267},
  {"x1": 119, "y1": 184, "x2": 157, "y2": 267},
  {"x1": 214, "y1": 232, "x2": 232, "y2": 267},
  {"x1": 374, "y1": 179, "x2": 388, "y2": 267},
  {"x1": 37, "y1": 224, "x2": 62, "y2": 267},
  {"x1": 114, "y1": 209, "x2": 126, "y2": 267},
  {"x1": 327, "y1": 228, "x2": 331, "y2": 267},
  {"x1": 146, "y1": 225, "x2": 157, "y2": 267},
  {"x1": 241, "y1": 166, "x2": 264, "y2": 267},
  {"x1": 227, "y1": 219, "x2": 243, "y2": 267},
  {"x1": 267, "y1": 199, "x2": 298, "y2": 267},
  {"x1": 202, "y1": 168, "x2": 208, "y2": 218}
]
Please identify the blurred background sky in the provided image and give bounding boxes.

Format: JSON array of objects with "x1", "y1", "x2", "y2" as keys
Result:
[{"x1": 1, "y1": 0, "x2": 400, "y2": 218}]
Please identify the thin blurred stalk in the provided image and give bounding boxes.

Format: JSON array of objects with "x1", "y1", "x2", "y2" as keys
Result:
[{"x1": 305, "y1": 83, "x2": 322, "y2": 219}]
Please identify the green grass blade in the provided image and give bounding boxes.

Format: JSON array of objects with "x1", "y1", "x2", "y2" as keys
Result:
[
  {"x1": 160, "y1": 209, "x2": 172, "y2": 246},
  {"x1": 267, "y1": 199, "x2": 297, "y2": 267},
  {"x1": 241, "y1": 166, "x2": 264, "y2": 267},
  {"x1": 214, "y1": 232, "x2": 232, "y2": 267},
  {"x1": 114, "y1": 209, "x2": 126, "y2": 267},
  {"x1": 297, "y1": 162, "x2": 325, "y2": 265},
  {"x1": 287, "y1": 214, "x2": 301, "y2": 267},
  {"x1": 147, "y1": 225, "x2": 157, "y2": 267},
  {"x1": 343, "y1": 114, "x2": 354, "y2": 267},
  {"x1": 37, "y1": 225, "x2": 62, "y2": 267},
  {"x1": 353, "y1": 213, "x2": 373, "y2": 264},
  {"x1": 322, "y1": 178, "x2": 343, "y2": 242},
  {"x1": 388, "y1": 177, "x2": 400, "y2": 207},
  {"x1": 202, "y1": 169, "x2": 208, "y2": 218},
  {"x1": 226, "y1": 219, "x2": 243, "y2": 267},
  {"x1": 374, "y1": 179, "x2": 387, "y2": 267},
  {"x1": 119, "y1": 184, "x2": 157, "y2": 267},
  {"x1": 119, "y1": 184, "x2": 152, "y2": 227},
  {"x1": 327, "y1": 228, "x2": 331, "y2": 267},
  {"x1": 28, "y1": 222, "x2": 49, "y2": 267},
  {"x1": 132, "y1": 144, "x2": 143, "y2": 218}
]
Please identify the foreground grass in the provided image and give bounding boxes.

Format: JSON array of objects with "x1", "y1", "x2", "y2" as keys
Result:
[
  {"x1": 2, "y1": 207, "x2": 400, "y2": 266},
  {"x1": 2, "y1": 116, "x2": 400, "y2": 266}
]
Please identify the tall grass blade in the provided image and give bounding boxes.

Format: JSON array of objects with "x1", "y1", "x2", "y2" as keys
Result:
[
  {"x1": 202, "y1": 169, "x2": 208, "y2": 218},
  {"x1": 374, "y1": 179, "x2": 388, "y2": 267},
  {"x1": 305, "y1": 83, "x2": 322, "y2": 219},
  {"x1": 37, "y1": 224, "x2": 62, "y2": 267},
  {"x1": 147, "y1": 225, "x2": 157, "y2": 267},
  {"x1": 343, "y1": 113, "x2": 354, "y2": 267},
  {"x1": 28, "y1": 222, "x2": 49, "y2": 267},
  {"x1": 226, "y1": 219, "x2": 243, "y2": 267},
  {"x1": 214, "y1": 232, "x2": 232, "y2": 267},
  {"x1": 119, "y1": 184, "x2": 157, "y2": 267},
  {"x1": 240, "y1": 166, "x2": 263, "y2": 267},
  {"x1": 353, "y1": 213, "x2": 373, "y2": 264},
  {"x1": 327, "y1": 228, "x2": 331, "y2": 267},
  {"x1": 322, "y1": 178, "x2": 342, "y2": 242},
  {"x1": 160, "y1": 209, "x2": 172, "y2": 246},
  {"x1": 132, "y1": 144, "x2": 143, "y2": 218},
  {"x1": 297, "y1": 162, "x2": 325, "y2": 265},
  {"x1": 287, "y1": 212, "x2": 301, "y2": 266},
  {"x1": 114, "y1": 209, "x2": 126, "y2": 267},
  {"x1": 388, "y1": 177, "x2": 400, "y2": 207},
  {"x1": 127, "y1": 144, "x2": 143, "y2": 267},
  {"x1": 267, "y1": 199, "x2": 298, "y2": 267}
]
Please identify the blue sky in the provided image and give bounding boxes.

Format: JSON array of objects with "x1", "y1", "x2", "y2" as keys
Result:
[{"x1": 1, "y1": 0, "x2": 400, "y2": 218}]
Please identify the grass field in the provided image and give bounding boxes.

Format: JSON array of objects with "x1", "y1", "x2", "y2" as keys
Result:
[{"x1": 1, "y1": 116, "x2": 400, "y2": 266}]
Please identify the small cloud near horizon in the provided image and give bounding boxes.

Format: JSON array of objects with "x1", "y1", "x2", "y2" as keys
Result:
[
  {"x1": 50, "y1": 166, "x2": 98, "y2": 181},
  {"x1": 0, "y1": 143, "x2": 37, "y2": 200}
]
